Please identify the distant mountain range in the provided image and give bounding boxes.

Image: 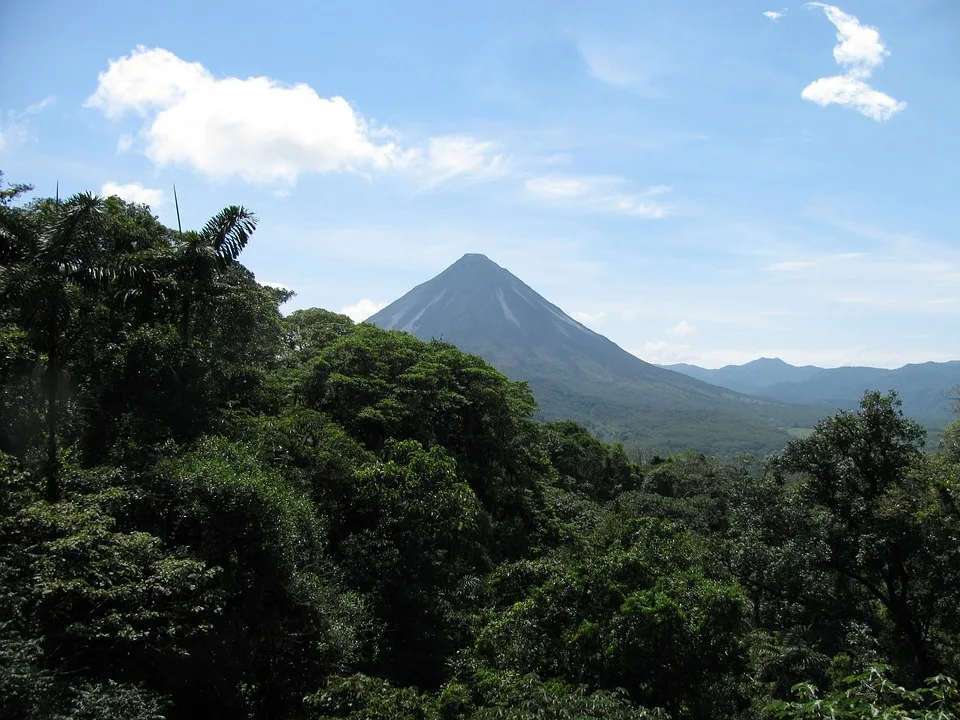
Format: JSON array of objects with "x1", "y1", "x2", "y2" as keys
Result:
[
  {"x1": 367, "y1": 254, "x2": 825, "y2": 456},
  {"x1": 662, "y1": 357, "x2": 960, "y2": 425}
]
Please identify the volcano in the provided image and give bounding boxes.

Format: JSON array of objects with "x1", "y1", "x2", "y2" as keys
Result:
[{"x1": 368, "y1": 253, "x2": 821, "y2": 455}]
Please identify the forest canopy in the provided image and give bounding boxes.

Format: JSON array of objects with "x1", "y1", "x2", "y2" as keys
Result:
[{"x1": 1, "y1": 177, "x2": 959, "y2": 719}]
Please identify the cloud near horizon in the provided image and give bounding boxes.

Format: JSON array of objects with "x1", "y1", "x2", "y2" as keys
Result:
[
  {"x1": 85, "y1": 46, "x2": 504, "y2": 187},
  {"x1": 100, "y1": 181, "x2": 165, "y2": 206},
  {"x1": 340, "y1": 298, "x2": 387, "y2": 322},
  {"x1": 801, "y1": 4, "x2": 905, "y2": 121}
]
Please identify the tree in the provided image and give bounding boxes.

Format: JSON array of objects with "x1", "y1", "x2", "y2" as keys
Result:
[
  {"x1": 475, "y1": 517, "x2": 751, "y2": 718},
  {"x1": 0, "y1": 193, "x2": 105, "y2": 499},
  {"x1": 168, "y1": 206, "x2": 257, "y2": 345},
  {"x1": 766, "y1": 666, "x2": 959, "y2": 720},
  {"x1": 766, "y1": 391, "x2": 955, "y2": 680}
]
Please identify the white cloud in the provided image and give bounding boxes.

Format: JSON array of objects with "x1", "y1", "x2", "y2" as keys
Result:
[
  {"x1": 85, "y1": 46, "x2": 504, "y2": 187},
  {"x1": 668, "y1": 320, "x2": 695, "y2": 336},
  {"x1": 116, "y1": 134, "x2": 133, "y2": 153},
  {"x1": 801, "y1": 74, "x2": 906, "y2": 122},
  {"x1": 0, "y1": 95, "x2": 56, "y2": 151},
  {"x1": 763, "y1": 10, "x2": 785, "y2": 20},
  {"x1": 421, "y1": 135, "x2": 507, "y2": 187},
  {"x1": 100, "y1": 181, "x2": 166, "y2": 206},
  {"x1": 340, "y1": 298, "x2": 387, "y2": 322},
  {"x1": 802, "y1": 4, "x2": 905, "y2": 121},
  {"x1": 259, "y1": 281, "x2": 290, "y2": 290},
  {"x1": 810, "y1": 3, "x2": 886, "y2": 73},
  {"x1": 525, "y1": 174, "x2": 671, "y2": 219}
]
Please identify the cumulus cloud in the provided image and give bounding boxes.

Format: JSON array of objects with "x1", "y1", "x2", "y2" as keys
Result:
[
  {"x1": 525, "y1": 174, "x2": 671, "y2": 219},
  {"x1": 801, "y1": 75, "x2": 905, "y2": 122},
  {"x1": 85, "y1": 46, "x2": 503, "y2": 187},
  {"x1": 0, "y1": 96, "x2": 56, "y2": 151},
  {"x1": 340, "y1": 298, "x2": 387, "y2": 322},
  {"x1": 802, "y1": 4, "x2": 905, "y2": 121},
  {"x1": 668, "y1": 320, "x2": 695, "y2": 336},
  {"x1": 100, "y1": 181, "x2": 165, "y2": 206}
]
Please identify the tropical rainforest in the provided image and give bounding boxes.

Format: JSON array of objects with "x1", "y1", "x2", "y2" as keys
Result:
[{"x1": 1, "y1": 175, "x2": 959, "y2": 719}]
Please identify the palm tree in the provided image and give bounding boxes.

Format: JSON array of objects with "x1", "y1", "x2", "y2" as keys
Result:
[
  {"x1": 0, "y1": 192, "x2": 105, "y2": 500},
  {"x1": 170, "y1": 205, "x2": 258, "y2": 345}
]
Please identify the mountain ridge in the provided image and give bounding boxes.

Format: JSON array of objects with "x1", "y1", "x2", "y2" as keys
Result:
[
  {"x1": 662, "y1": 358, "x2": 960, "y2": 424},
  {"x1": 367, "y1": 254, "x2": 824, "y2": 455}
]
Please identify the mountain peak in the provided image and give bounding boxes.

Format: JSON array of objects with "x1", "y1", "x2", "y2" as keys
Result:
[
  {"x1": 749, "y1": 357, "x2": 789, "y2": 366},
  {"x1": 445, "y1": 253, "x2": 504, "y2": 275},
  {"x1": 367, "y1": 253, "x2": 586, "y2": 339},
  {"x1": 367, "y1": 255, "x2": 820, "y2": 455}
]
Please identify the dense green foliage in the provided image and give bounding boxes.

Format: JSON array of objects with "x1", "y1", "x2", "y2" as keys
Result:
[{"x1": 1, "y1": 176, "x2": 959, "y2": 718}]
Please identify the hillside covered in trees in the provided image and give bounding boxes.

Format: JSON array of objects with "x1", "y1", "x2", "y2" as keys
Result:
[{"x1": 2, "y1": 178, "x2": 959, "y2": 719}]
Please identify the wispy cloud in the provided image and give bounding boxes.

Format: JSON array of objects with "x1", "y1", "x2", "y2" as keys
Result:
[
  {"x1": 100, "y1": 181, "x2": 165, "y2": 206},
  {"x1": 24, "y1": 97, "x2": 56, "y2": 115},
  {"x1": 577, "y1": 37, "x2": 665, "y2": 96},
  {"x1": 763, "y1": 10, "x2": 786, "y2": 21},
  {"x1": 525, "y1": 174, "x2": 671, "y2": 219},
  {"x1": 667, "y1": 320, "x2": 695, "y2": 337},
  {"x1": 0, "y1": 95, "x2": 56, "y2": 151},
  {"x1": 85, "y1": 46, "x2": 503, "y2": 187},
  {"x1": 801, "y1": 4, "x2": 905, "y2": 121},
  {"x1": 767, "y1": 260, "x2": 816, "y2": 271},
  {"x1": 420, "y1": 135, "x2": 508, "y2": 187}
]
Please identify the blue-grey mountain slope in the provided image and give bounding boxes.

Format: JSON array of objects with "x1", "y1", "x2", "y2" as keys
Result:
[
  {"x1": 661, "y1": 358, "x2": 824, "y2": 395},
  {"x1": 663, "y1": 358, "x2": 960, "y2": 425},
  {"x1": 367, "y1": 254, "x2": 824, "y2": 456}
]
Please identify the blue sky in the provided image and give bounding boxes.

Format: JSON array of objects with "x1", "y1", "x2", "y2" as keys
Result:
[{"x1": 2, "y1": 0, "x2": 958, "y2": 368}]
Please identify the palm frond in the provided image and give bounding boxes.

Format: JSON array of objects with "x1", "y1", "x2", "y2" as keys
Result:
[
  {"x1": 41, "y1": 192, "x2": 104, "y2": 267},
  {"x1": 0, "y1": 205, "x2": 38, "y2": 264},
  {"x1": 199, "y1": 205, "x2": 258, "y2": 262}
]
